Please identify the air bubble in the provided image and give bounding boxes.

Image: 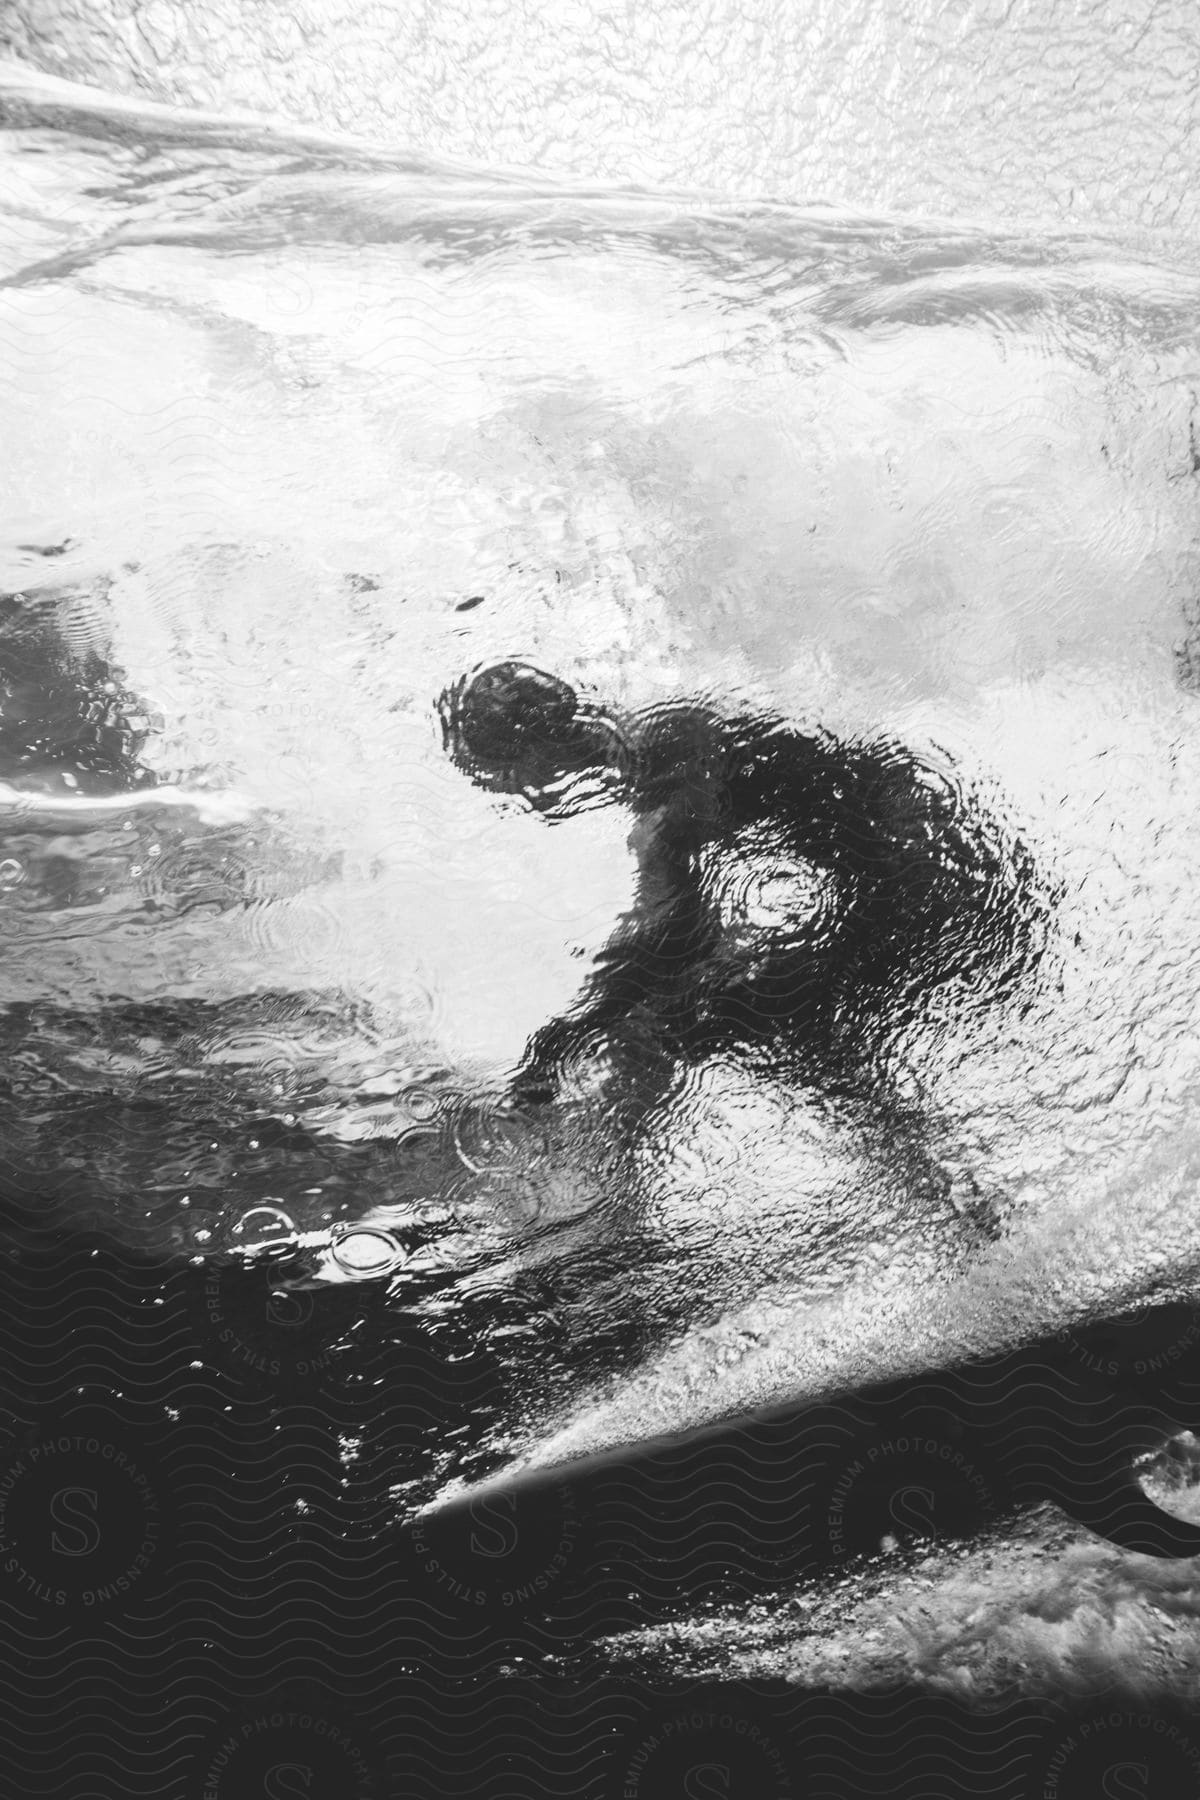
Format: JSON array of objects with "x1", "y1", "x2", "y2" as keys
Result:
[
  {"x1": 329, "y1": 1225, "x2": 406, "y2": 1278},
  {"x1": 406, "y1": 1088, "x2": 441, "y2": 1123},
  {"x1": 231, "y1": 1203, "x2": 296, "y2": 1251}
]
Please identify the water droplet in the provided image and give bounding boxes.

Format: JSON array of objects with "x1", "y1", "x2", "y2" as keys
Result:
[
  {"x1": 232, "y1": 1204, "x2": 296, "y2": 1250},
  {"x1": 406, "y1": 1088, "x2": 439, "y2": 1122},
  {"x1": 330, "y1": 1225, "x2": 406, "y2": 1278}
]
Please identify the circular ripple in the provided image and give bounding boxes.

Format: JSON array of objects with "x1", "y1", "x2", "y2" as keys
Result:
[{"x1": 329, "y1": 1224, "x2": 407, "y2": 1279}]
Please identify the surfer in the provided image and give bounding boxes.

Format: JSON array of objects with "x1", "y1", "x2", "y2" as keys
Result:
[{"x1": 439, "y1": 658, "x2": 1045, "y2": 1180}]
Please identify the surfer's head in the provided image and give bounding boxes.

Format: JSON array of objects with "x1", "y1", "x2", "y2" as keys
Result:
[{"x1": 436, "y1": 660, "x2": 604, "y2": 798}]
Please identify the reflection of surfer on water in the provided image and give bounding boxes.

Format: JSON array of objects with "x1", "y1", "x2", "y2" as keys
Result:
[{"x1": 438, "y1": 658, "x2": 1047, "y2": 1223}]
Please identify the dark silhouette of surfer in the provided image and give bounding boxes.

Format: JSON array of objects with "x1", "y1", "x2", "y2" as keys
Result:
[{"x1": 438, "y1": 660, "x2": 1043, "y2": 1135}]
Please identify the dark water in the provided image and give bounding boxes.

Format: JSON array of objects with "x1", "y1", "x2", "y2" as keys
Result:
[{"x1": 4, "y1": 66, "x2": 1200, "y2": 1797}]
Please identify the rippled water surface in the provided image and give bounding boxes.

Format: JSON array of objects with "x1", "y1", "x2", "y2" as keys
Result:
[{"x1": 3, "y1": 68, "x2": 1200, "y2": 1569}]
